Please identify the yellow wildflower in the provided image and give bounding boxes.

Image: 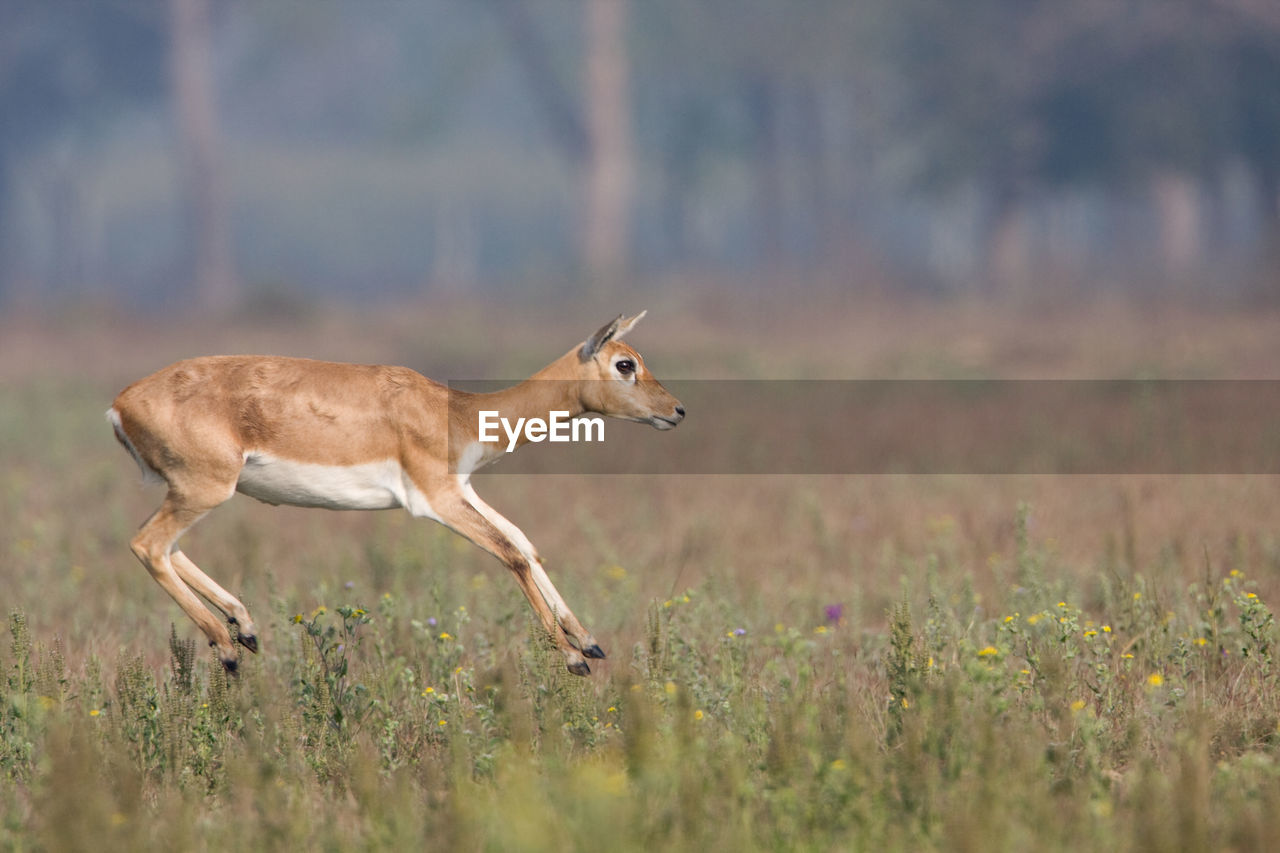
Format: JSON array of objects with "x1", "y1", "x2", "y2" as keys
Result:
[
  {"x1": 694, "y1": 710, "x2": 704, "y2": 721},
  {"x1": 1147, "y1": 672, "x2": 1164, "y2": 687},
  {"x1": 1070, "y1": 699, "x2": 1086, "y2": 713},
  {"x1": 977, "y1": 646, "x2": 998, "y2": 657}
]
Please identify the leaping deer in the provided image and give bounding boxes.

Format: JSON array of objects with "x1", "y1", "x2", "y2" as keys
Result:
[{"x1": 108, "y1": 312, "x2": 683, "y2": 675}]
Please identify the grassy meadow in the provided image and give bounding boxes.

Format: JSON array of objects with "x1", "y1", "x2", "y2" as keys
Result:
[{"x1": 3, "y1": 295, "x2": 1280, "y2": 850}]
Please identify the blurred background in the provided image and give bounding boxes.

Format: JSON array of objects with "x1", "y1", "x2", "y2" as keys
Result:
[
  {"x1": 3, "y1": 0, "x2": 1280, "y2": 314},
  {"x1": 4, "y1": 0, "x2": 1280, "y2": 768}
]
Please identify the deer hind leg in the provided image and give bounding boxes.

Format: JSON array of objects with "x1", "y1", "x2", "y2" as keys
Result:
[
  {"x1": 170, "y1": 551, "x2": 260, "y2": 653},
  {"x1": 459, "y1": 483, "x2": 604, "y2": 660},
  {"x1": 435, "y1": 488, "x2": 593, "y2": 676},
  {"x1": 131, "y1": 490, "x2": 240, "y2": 671}
]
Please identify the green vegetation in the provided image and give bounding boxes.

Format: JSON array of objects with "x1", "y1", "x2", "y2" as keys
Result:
[
  {"x1": 3, "y1": 514, "x2": 1280, "y2": 850},
  {"x1": 3, "y1": 303, "x2": 1280, "y2": 850}
]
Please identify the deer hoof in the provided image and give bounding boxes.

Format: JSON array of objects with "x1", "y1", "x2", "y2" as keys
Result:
[
  {"x1": 567, "y1": 660, "x2": 591, "y2": 677},
  {"x1": 238, "y1": 634, "x2": 259, "y2": 654},
  {"x1": 583, "y1": 643, "x2": 606, "y2": 660},
  {"x1": 210, "y1": 640, "x2": 239, "y2": 673}
]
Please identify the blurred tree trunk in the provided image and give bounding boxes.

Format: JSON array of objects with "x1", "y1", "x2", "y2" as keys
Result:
[
  {"x1": 986, "y1": 190, "x2": 1031, "y2": 296},
  {"x1": 486, "y1": 0, "x2": 634, "y2": 291},
  {"x1": 1253, "y1": 163, "x2": 1280, "y2": 300},
  {"x1": 582, "y1": 0, "x2": 634, "y2": 288},
  {"x1": 1257, "y1": 162, "x2": 1280, "y2": 244},
  {"x1": 1152, "y1": 171, "x2": 1202, "y2": 280},
  {"x1": 796, "y1": 83, "x2": 834, "y2": 267},
  {"x1": 746, "y1": 73, "x2": 784, "y2": 273},
  {"x1": 47, "y1": 149, "x2": 86, "y2": 294},
  {"x1": 169, "y1": 0, "x2": 236, "y2": 313},
  {"x1": 660, "y1": 147, "x2": 690, "y2": 265},
  {"x1": 429, "y1": 200, "x2": 478, "y2": 295},
  {"x1": 0, "y1": 157, "x2": 21, "y2": 308}
]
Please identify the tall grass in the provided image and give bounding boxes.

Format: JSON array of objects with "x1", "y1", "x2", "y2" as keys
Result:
[
  {"x1": 3, "y1": 524, "x2": 1280, "y2": 850},
  {"x1": 4, "y1": 300, "x2": 1280, "y2": 849}
]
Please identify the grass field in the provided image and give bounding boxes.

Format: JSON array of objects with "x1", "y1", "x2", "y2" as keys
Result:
[{"x1": 3, "y1": 295, "x2": 1280, "y2": 850}]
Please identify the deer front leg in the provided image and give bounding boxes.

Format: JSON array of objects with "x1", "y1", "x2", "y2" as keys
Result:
[
  {"x1": 459, "y1": 482, "x2": 604, "y2": 660},
  {"x1": 434, "y1": 488, "x2": 594, "y2": 675}
]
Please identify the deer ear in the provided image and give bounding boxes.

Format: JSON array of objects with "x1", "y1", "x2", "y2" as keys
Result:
[
  {"x1": 613, "y1": 310, "x2": 647, "y2": 342},
  {"x1": 581, "y1": 315, "x2": 622, "y2": 361}
]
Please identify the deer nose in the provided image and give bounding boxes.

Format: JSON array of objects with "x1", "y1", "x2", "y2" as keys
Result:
[{"x1": 674, "y1": 405, "x2": 685, "y2": 418}]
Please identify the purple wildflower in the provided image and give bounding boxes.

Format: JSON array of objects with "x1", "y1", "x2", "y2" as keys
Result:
[
  {"x1": 427, "y1": 617, "x2": 437, "y2": 627},
  {"x1": 825, "y1": 603, "x2": 845, "y2": 625},
  {"x1": 733, "y1": 628, "x2": 747, "y2": 636}
]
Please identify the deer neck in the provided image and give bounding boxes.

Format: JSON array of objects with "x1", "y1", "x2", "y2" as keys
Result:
[{"x1": 453, "y1": 349, "x2": 587, "y2": 457}]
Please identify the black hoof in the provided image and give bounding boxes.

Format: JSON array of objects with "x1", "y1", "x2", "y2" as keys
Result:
[
  {"x1": 583, "y1": 643, "x2": 607, "y2": 660},
  {"x1": 567, "y1": 660, "x2": 591, "y2": 677},
  {"x1": 221, "y1": 657, "x2": 239, "y2": 675},
  {"x1": 238, "y1": 634, "x2": 259, "y2": 654}
]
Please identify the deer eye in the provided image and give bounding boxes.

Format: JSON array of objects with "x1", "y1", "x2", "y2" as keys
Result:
[{"x1": 615, "y1": 359, "x2": 635, "y2": 376}]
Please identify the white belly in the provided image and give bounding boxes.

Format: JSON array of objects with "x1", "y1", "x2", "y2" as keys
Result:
[{"x1": 236, "y1": 453, "x2": 437, "y2": 518}]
